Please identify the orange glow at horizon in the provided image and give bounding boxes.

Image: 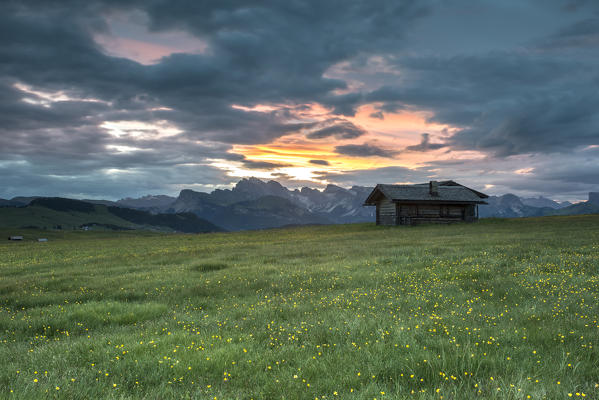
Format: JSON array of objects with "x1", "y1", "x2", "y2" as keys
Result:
[
  {"x1": 233, "y1": 142, "x2": 402, "y2": 171},
  {"x1": 349, "y1": 104, "x2": 454, "y2": 137},
  {"x1": 220, "y1": 101, "x2": 481, "y2": 184}
]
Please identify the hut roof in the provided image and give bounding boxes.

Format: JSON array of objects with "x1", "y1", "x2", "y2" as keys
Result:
[
  {"x1": 414, "y1": 180, "x2": 489, "y2": 199},
  {"x1": 364, "y1": 181, "x2": 488, "y2": 205}
]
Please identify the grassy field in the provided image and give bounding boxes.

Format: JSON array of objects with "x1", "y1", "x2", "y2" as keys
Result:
[{"x1": 1, "y1": 216, "x2": 598, "y2": 399}]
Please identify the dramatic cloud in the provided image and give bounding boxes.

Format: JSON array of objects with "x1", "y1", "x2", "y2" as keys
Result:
[
  {"x1": 422, "y1": 146, "x2": 599, "y2": 201},
  {"x1": 241, "y1": 160, "x2": 293, "y2": 170},
  {"x1": 369, "y1": 111, "x2": 385, "y2": 120},
  {"x1": 334, "y1": 143, "x2": 398, "y2": 158},
  {"x1": 538, "y1": 17, "x2": 599, "y2": 50},
  {"x1": 361, "y1": 40, "x2": 599, "y2": 158},
  {"x1": 0, "y1": 0, "x2": 598, "y2": 201},
  {"x1": 309, "y1": 160, "x2": 330, "y2": 166},
  {"x1": 305, "y1": 119, "x2": 367, "y2": 140},
  {"x1": 317, "y1": 166, "x2": 433, "y2": 186},
  {"x1": 405, "y1": 133, "x2": 447, "y2": 152}
]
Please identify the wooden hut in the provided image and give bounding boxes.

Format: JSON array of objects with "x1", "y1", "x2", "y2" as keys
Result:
[{"x1": 364, "y1": 180, "x2": 488, "y2": 225}]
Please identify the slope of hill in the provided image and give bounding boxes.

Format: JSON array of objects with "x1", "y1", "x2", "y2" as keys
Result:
[
  {"x1": 116, "y1": 195, "x2": 176, "y2": 213},
  {"x1": 0, "y1": 197, "x2": 38, "y2": 207},
  {"x1": 0, "y1": 198, "x2": 223, "y2": 233},
  {"x1": 107, "y1": 206, "x2": 222, "y2": 233},
  {"x1": 30, "y1": 197, "x2": 96, "y2": 213},
  {"x1": 0, "y1": 198, "x2": 21, "y2": 207},
  {"x1": 547, "y1": 201, "x2": 599, "y2": 216},
  {"x1": 0, "y1": 201, "x2": 138, "y2": 231}
]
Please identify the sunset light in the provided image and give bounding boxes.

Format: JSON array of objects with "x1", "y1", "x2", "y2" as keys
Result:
[
  {"x1": 2, "y1": 2, "x2": 599, "y2": 399},
  {"x1": 1, "y1": 0, "x2": 597, "y2": 203}
]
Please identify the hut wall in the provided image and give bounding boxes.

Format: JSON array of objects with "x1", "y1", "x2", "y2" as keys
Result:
[
  {"x1": 376, "y1": 201, "x2": 479, "y2": 226},
  {"x1": 465, "y1": 205, "x2": 476, "y2": 221},
  {"x1": 396, "y1": 203, "x2": 475, "y2": 225},
  {"x1": 447, "y1": 206, "x2": 464, "y2": 218},
  {"x1": 418, "y1": 205, "x2": 442, "y2": 217},
  {"x1": 399, "y1": 204, "x2": 417, "y2": 217},
  {"x1": 377, "y1": 198, "x2": 397, "y2": 225}
]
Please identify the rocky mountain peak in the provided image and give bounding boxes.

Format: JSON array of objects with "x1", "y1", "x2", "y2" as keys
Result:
[
  {"x1": 178, "y1": 189, "x2": 202, "y2": 199},
  {"x1": 521, "y1": 195, "x2": 561, "y2": 209},
  {"x1": 235, "y1": 177, "x2": 266, "y2": 190},
  {"x1": 232, "y1": 177, "x2": 291, "y2": 201},
  {"x1": 323, "y1": 184, "x2": 347, "y2": 195},
  {"x1": 498, "y1": 193, "x2": 522, "y2": 205},
  {"x1": 300, "y1": 187, "x2": 320, "y2": 195}
]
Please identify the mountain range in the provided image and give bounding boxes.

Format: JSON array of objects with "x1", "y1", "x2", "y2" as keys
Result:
[
  {"x1": 167, "y1": 178, "x2": 374, "y2": 230},
  {"x1": 1, "y1": 178, "x2": 598, "y2": 232}
]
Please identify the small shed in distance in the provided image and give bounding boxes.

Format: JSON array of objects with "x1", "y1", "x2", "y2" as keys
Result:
[{"x1": 364, "y1": 180, "x2": 488, "y2": 225}]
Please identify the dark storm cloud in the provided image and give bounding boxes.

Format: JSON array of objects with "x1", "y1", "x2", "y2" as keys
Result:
[
  {"x1": 241, "y1": 160, "x2": 293, "y2": 170},
  {"x1": 1, "y1": 0, "x2": 430, "y2": 121},
  {"x1": 538, "y1": 18, "x2": 599, "y2": 49},
  {"x1": 317, "y1": 165, "x2": 432, "y2": 186},
  {"x1": 369, "y1": 111, "x2": 384, "y2": 120},
  {"x1": 422, "y1": 146, "x2": 599, "y2": 201},
  {"x1": 306, "y1": 119, "x2": 367, "y2": 140},
  {"x1": 0, "y1": 158, "x2": 233, "y2": 200},
  {"x1": 532, "y1": 150, "x2": 599, "y2": 186},
  {"x1": 334, "y1": 143, "x2": 398, "y2": 158},
  {"x1": 2, "y1": 0, "x2": 599, "y2": 199},
  {"x1": 325, "y1": 92, "x2": 365, "y2": 116},
  {"x1": 0, "y1": 0, "x2": 435, "y2": 197},
  {"x1": 405, "y1": 133, "x2": 447, "y2": 152},
  {"x1": 350, "y1": 3, "x2": 599, "y2": 160},
  {"x1": 309, "y1": 159, "x2": 330, "y2": 166},
  {"x1": 361, "y1": 49, "x2": 599, "y2": 156}
]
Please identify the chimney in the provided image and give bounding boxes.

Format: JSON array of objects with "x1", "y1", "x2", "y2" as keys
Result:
[{"x1": 429, "y1": 180, "x2": 439, "y2": 196}]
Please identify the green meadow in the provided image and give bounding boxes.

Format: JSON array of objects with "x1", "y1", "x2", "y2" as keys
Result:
[{"x1": 1, "y1": 216, "x2": 598, "y2": 399}]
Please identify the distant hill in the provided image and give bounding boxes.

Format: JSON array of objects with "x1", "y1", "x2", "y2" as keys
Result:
[
  {"x1": 0, "y1": 198, "x2": 22, "y2": 207},
  {"x1": 0, "y1": 196, "x2": 38, "y2": 207},
  {"x1": 116, "y1": 195, "x2": 176, "y2": 214},
  {"x1": 0, "y1": 198, "x2": 223, "y2": 233},
  {"x1": 30, "y1": 197, "x2": 96, "y2": 213},
  {"x1": 106, "y1": 206, "x2": 222, "y2": 233},
  {"x1": 546, "y1": 201, "x2": 599, "y2": 216},
  {"x1": 480, "y1": 192, "x2": 599, "y2": 218}
]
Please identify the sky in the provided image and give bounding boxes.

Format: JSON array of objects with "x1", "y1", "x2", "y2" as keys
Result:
[{"x1": 1, "y1": 0, "x2": 598, "y2": 202}]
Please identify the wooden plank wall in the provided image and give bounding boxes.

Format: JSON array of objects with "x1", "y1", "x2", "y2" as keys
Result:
[
  {"x1": 377, "y1": 198, "x2": 396, "y2": 225},
  {"x1": 377, "y1": 201, "x2": 478, "y2": 225},
  {"x1": 398, "y1": 203, "x2": 471, "y2": 225}
]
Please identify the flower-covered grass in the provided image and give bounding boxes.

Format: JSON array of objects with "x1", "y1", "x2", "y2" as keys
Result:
[{"x1": 1, "y1": 215, "x2": 598, "y2": 399}]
